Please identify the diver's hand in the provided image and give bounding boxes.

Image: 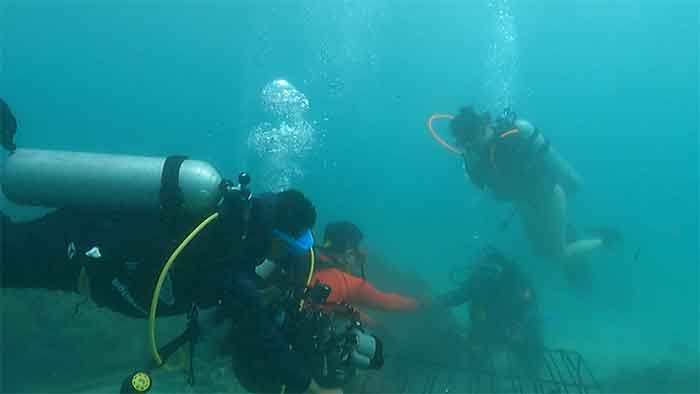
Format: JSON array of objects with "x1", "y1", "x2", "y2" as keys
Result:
[
  {"x1": 307, "y1": 378, "x2": 343, "y2": 394},
  {"x1": 417, "y1": 296, "x2": 436, "y2": 309}
]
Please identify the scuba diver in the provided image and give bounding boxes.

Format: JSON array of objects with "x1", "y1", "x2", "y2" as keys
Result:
[
  {"x1": 0, "y1": 191, "x2": 332, "y2": 393},
  {"x1": 311, "y1": 221, "x2": 421, "y2": 325},
  {"x1": 437, "y1": 248, "x2": 544, "y2": 375},
  {"x1": 435, "y1": 106, "x2": 622, "y2": 284},
  {"x1": 227, "y1": 221, "x2": 401, "y2": 393},
  {"x1": 0, "y1": 112, "x2": 338, "y2": 393}
]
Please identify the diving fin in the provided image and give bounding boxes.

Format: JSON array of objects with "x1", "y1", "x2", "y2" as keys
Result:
[{"x1": 1, "y1": 98, "x2": 17, "y2": 151}]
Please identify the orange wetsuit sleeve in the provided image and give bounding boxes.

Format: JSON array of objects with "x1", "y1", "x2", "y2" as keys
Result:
[
  {"x1": 311, "y1": 268, "x2": 417, "y2": 311},
  {"x1": 344, "y1": 272, "x2": 418, "y2": 311}
]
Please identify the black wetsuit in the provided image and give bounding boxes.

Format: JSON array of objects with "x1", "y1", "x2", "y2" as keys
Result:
[
  {"x1": 438, "y1": 254, "x2": 544, "y2": 373},
  {"x1": 464, "y1": 128, "x2": 554, "y2": 203},
  {"x1": 1, "y1": 193, "x2": 313, "y2": 392}
]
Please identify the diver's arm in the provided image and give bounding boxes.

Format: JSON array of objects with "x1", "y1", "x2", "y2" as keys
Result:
[
  {"x1": 345, "y1": 273, "x2": 418, "y2": 311},
  {"x1": 462, "y1": 153, "x2": 487, "y2": 190},
  {"x1": 222, "y1": 271, "x2": 313, "y2": 393},
  {"x1": 436, "y1": 282, "x2": 472, "y2": 307},
  {"x1": 462, "y1": 154, "x2": 478, "y2": 187}
]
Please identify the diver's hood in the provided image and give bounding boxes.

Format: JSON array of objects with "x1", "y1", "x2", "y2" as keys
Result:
[
  {"x1": 247, "y1": 192, "x2": 307, "y2": 265},
  {"x1": 249, "y1": 192, "x2": 312, "y2": 286}
]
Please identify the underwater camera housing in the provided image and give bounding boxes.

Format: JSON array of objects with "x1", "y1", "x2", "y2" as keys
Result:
[
  {"x1": 341, "y1": 322, "x2": 384, "y2": 370},
  {"x1": 283, "y1": 282, "x2": 384, "y2": 387}
]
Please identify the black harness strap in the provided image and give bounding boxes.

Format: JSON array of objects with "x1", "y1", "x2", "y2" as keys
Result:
[{"x1": 160, "y1": 155, "x2": 188, "y2": 216}]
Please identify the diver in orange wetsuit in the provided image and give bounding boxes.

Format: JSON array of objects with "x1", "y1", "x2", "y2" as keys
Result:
[{"x1": 310, "y1": 221, "x2": 419, "y2": 325}]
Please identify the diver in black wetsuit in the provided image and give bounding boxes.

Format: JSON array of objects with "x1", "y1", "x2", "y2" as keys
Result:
[
  {"x1": 446, "y1": 107, "x2": 622, "y2": 286},
  {"x1": 437, "y1": 248, "x2": 545, "y2": 375},
  {"x1": 2, "y1": 190, "x2": 325, "y2": 392},
  {"x1": 0, "y1": 99, "x2": 337, "y2": 394}
]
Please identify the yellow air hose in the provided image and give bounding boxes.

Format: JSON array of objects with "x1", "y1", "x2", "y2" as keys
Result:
[
  {"x1": 282, "y1": 247, "x2": 315, "y2": 394},
  {"x1": 300, "y1": 247, "x2": 315, "y2": 309},
  {"x1": 148, "y1": 210, "x2": 316, "y2": 384},
  {"x1": 148, "y1": 212, "x2": 220, "y2": 366}
]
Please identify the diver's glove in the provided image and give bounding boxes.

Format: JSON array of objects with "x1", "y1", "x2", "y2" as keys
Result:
[{"x1": 1, "y1": 98, "x2": 17, "y2": 151}]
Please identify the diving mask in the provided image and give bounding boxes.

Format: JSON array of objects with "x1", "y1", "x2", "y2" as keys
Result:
[{"x1": 272, "y1": 228, "x2": 314, "y2": 256}]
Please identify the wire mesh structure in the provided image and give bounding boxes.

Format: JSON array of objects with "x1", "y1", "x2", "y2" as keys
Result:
[{"x1": 350, "y1": 348, "x2": 601, "y2": 394}]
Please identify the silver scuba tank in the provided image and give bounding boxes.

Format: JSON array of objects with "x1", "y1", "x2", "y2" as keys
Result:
[
  {"x1": 514, "y1": 119, "x2": 584, "y2": 196},
  {"x1": 1, "y1": 149, "x2": 224, "y2": 216}
]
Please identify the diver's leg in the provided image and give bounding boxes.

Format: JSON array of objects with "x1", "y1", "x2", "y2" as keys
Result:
[
  {"x1": 515, "y1": 203, "x2": 547, "y2": 257},
  {"x1": 552, "y1": 186, "x2": 608, "y2": 258},
  {"x1": 509, "y1": 316, "x2": 545, "y2": 376},
  {"x1": 2, "y1": 210, "x2": 177, "y2": 318},
  {"x1": 464, "y1": 321, "x2": 494, "y2": 372},
  {"x1": 564, "y1": 227, "x2": 625, "y2": 258},
  {"x1": 563, "y1": 239, "x2": 603, "y2": 258},
  {"x1": 515, "y1": 185, "x2": 567, "y2": 261},
  {"x1": 518, "y1": 185, "x2": 605, "y2": 262},
  {"x1": 1, "y1": 210, "x2": 83, "y2": 291}
]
